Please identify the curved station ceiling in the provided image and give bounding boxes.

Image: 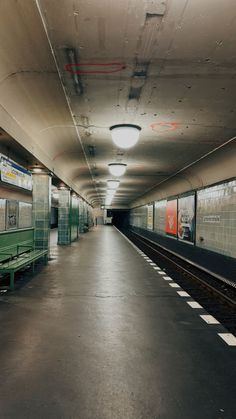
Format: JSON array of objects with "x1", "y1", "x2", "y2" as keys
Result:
[{"x1": 0, "y1": 0, "x2": 235, "y2": 207}]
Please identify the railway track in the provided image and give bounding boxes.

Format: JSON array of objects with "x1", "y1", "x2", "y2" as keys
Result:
[{"x1": 122, "y1": 228, "x2": 236, "y2": 335}]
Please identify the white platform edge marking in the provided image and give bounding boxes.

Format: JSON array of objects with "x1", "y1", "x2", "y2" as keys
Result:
[
  {"x1": 163, "y1": 276, "x2": 172, "y2": 280},
  {"x1": 187, "y1": 301, "x2": 203, "y2": 309},
  {"x1": 218, "y1": 333, "x2": 236, "y2": 346},
  {"x1": 153, "y1": 267, "x2": 161, "y2": 270},
  {"x1": 177, "y1": 291, "x2": 190, "y2": 297},
  {"x1": 169, "y1": 283, "x2": 180, "y2": 288},
  {"x1": 200, "y1": 315, "x2": 220, "y2": 324},
  {"x1": 158, "y1": 271, "x2": 166, "y2": 274}
]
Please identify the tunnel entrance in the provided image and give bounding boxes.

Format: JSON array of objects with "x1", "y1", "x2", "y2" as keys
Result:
[{"x1": 110, "y1": 209, "x2": 130, "y2": 229}]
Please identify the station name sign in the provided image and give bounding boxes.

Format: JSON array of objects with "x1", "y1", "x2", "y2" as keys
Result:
[{"x1": 0, "y1": 156, "x2": 32, "y2": 191}]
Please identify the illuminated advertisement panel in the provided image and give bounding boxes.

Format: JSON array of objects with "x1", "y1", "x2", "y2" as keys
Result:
[
  {"x1": 147, "y1": 204, "x2": 154, "y2": 230},
  {"x1": 178, "y1": 194, "x2": 195, "y2": 243},
  {"x1": 0, "y1": 199, "x2": 6, "y2": 231},
  {"x1": 6, "y1": 200, "x2": 18, "y2": 230},
  {"x1": 166, "y1": 199, "x2": 177, "y2": 236}
]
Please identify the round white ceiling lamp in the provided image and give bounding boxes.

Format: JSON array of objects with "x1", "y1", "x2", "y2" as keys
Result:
[
  {"x1": 108, "y1": 163, "x2": 127, "y2": 177},
  {"x1": 106, "y1": 189, "x2": 116, "y2": 196},
  {"x1": 109, "y1": 124, "x2": 141, "y2": 149},
  {"x1": 107, "y1": 179, "x2": 120, "y2": 189}
]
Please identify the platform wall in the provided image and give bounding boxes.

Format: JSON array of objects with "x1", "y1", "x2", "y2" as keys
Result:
[
  {"x1": 196, "y1": 180, "x2": 236, "y2": 257},
  {"x1": 130, "y1": 178, "x2": 236, "y2": 259}
]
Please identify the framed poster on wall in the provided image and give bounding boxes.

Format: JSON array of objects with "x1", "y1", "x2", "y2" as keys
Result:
[
  {"x1": 18, "y1": 202, "x2": 33, "y2": 228},
  {"x1": 147, "y1": 204, "x2": 154, "y2": 230},
  {"x1": 6, "y1": 200, "x2": 18, "y2": 230},
  {"x1": 166, "y1": 199, "x2": 177, "y2": 236},
  {"x1": 0, "y1": 198, "x2": 6, "y2": 231},
  {"x1": 178, "y1": 194, "x2": 195, "y2": 243}
]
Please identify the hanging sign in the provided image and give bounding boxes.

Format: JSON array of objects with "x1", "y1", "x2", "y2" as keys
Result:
[{"x1": 0, "y1": 156, "x2": 32, "y2": 191}]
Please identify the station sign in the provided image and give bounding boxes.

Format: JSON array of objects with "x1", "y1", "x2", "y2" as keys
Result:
[{"x1": 0, "y1": 156, "x2": 32, "y2": 191}]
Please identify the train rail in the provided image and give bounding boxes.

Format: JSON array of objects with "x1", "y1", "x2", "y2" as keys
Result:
[{"x1": 122, "y1": 228, "x2": 236, "y2": 335}]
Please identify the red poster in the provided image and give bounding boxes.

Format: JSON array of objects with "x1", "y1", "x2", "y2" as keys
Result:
[{"x1": 166, "y1": 199, "x2": 177, "y2": 235}]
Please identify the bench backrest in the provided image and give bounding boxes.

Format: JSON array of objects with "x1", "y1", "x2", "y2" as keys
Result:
[{"x1": 0, "y1": 228, "x2": 34, "y2": 263}]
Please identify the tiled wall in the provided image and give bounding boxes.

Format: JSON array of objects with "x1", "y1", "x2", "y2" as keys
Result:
[
  {"x1": 71, "y1": 196, "x2": 79, "y2": 242},
  {"x1": 79, "y1": 199, "x2": 85, "y2": 233},
  {"x1": 88, "y1": 206, "x2": 94, "y2": 227},
  {"x1": 58, "y1": 189, "x2": 70, "y2": 245},
  {"x1": 130, "y1": 179, "x2": 236, "y2": 259},
  {"x1": 154, "y1": 200, "x2": 167, "y2": 235},
  {"x1": 130, "y1": 205, "x2": 148, "y2": 229},
  {"x1": 196, "y1": 180, "x2": 236, "y2": 258},
  {"x1": 33, "y1": 174, "x2": 51, "y2": 250}
]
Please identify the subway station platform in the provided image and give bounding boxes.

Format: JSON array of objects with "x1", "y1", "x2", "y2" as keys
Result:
[{"x1": 0, "y1": 226, "x2": 235, "y2": 419}]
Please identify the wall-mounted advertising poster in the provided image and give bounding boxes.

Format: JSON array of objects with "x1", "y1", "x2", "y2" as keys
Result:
[
  {"x1": 6, "y1": 200, "x2": 18, "y2": 230},
  {"x1": 0, "y1": 199, "x2": 6, "y2": 231},
  {"x1": 178, "y1": 194, "x2": 195, "y2": 243},
  {"x1": 18, "y1": 202, "x2": 33, "y2": 229},
  {"x1": 147, "y1": 204, "x2": 154, "y2": 230},
  {"x1": 166, "y1": 199, "x2": 177, "y2": 236}
]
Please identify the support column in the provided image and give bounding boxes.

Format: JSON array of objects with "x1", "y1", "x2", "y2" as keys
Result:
[
  {"x1": 58, "y1": 188, "x2": 71, "y2": 245},
  {"x1": 32, "y1": 173, "x2": 51, "y2": 250},
  {"x1": 71, "y1": 195, "x2": 79, "y2": 241},
  {"x1": 79, "y1": 198, "x2": 85, "y2": 233}
]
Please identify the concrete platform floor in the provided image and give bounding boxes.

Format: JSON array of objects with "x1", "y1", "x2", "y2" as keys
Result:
[{"x1": 0, "y1": 226, "x2": 235, "y2": 419}]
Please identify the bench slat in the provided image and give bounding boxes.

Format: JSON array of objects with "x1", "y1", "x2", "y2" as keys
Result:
[
  {"x1": 0, "y1": 250, "x2": 47, "y2": 270},
  {"x1": 0, "y1": 229, "x2": 48, "y2": 290}
]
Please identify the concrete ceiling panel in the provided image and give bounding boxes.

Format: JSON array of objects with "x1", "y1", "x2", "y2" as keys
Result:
[{"x1": 0, "y1": 0, "x2": 235, "y2": 207}]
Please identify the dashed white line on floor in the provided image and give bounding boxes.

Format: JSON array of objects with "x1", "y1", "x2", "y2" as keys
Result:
[
  {"x1": 187, "y1": 301, "x2": 203, "y2": 309},
  {"x1": 218, "y1": 333, "x2": 236, "y2": 346},
  {"x1": 163, "y1": 276, "x2": 172, "y2": 280},
  {"x1": 153, "y1": 267, "x2": 160, "y2": 270},
  {"x1": 200, "y1": 315, "x2": 220, "y2": 324},
  {"x1": 169, "y1": 283, "x2": 180, "y2": 288},
  {"x1": 158, "y1": 271, "x2": 166, "y2": 274},
  {"x1": 177, "y1": 291, "x2": 190, "y2": 297},
  {"x1": 149, "y1": 262, "x2": 156, "y2": 266}
]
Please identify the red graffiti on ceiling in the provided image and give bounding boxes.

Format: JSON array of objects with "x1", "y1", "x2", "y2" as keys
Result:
[
  {"x1": 64, "y1": 62, "x2": 126, "y2": 75},
  {"x1": 150, "y1": 122, "x2": 180, "y2": 132}
]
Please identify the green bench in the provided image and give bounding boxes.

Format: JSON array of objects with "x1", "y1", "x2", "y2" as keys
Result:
[{"x1": 0, "y1": 228, "x2": 48, "y2": 290}]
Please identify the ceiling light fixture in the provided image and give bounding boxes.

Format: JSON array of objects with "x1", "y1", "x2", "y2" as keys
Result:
[
  {"x1": 108, "y1": 163, "x2": 127, "y2": 177},
  {"x1": 107, "y1": 179, "x2": 120, "y2": 189},
  {"x1": 31, "y1": 167, "x2": 43, "y2": 173},
  {"x1": 110, "y1": 124, "x2": 141, "y2": 149},
  {"x1": 105, "y1": 198, "x2": 113, "y2": 205},
  {"x1": 106, "y1": 193, "x2": 115, "y2": 199}
]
